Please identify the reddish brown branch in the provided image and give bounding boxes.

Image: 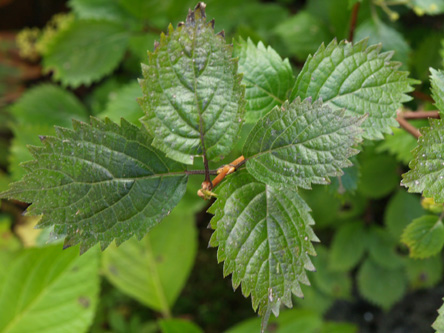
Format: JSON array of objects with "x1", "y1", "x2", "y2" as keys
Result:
[
  {"x1": 348, "y1": 2, "x2": 361, "y2": 42},
  {"x1": 402, "y1": 111, "x2": 440, "y2": 119},
  {"x1": 396, "y1": 112, "x2": 421, "y2": 138}
]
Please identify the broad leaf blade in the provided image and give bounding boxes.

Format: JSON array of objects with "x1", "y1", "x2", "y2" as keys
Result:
[
  {"x1": 402, "y1": 119, "x2": 444, "y2": 203},
  {"x1": 43, "y1": 20, "x2": 129, "y2": 87},
  {"x1": 401, "y1": 215, "x2": 444, "y2": 258},
  {"x1": 1, "y1": 118, "x2": 188, "y2": 253},
  {"x1": 0, "y1": 245, "x2": 99, "y2": 333},
  {"x1": 243, "y1": 98, "x2": 363, "y2": 189},
  {"x1": 138, "y1": 3, "x2": 245, "y2": 165},
  {"x1": 233, "y1": 38, "x2": 294, "y2": 123},
  {"x1": 208, "y1": 170, "x2": 319, "y2": 318},
  {"x1": 431, "y1": 68, "x2": 444, "y2": 116},
  {"x1": 292, "y1": 39, "x2": 416, "y2": 140}
]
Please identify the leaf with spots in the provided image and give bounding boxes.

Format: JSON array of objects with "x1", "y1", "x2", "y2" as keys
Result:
[
  {"x1": 291, "y1": 39, "x2": 417, "y2": 140},
  {"x1": 138, "y1": 3, "x2": 245, "y2": 165},
  {"x1": 402, "y1": 118, "x2": 444, "y2": 203},
  {"x1": 243, "y1": 97, "x2": 364, "y2": 189},
  {"x1": 0, "y1": 117, "x2": 188, "y2": 253},
  {"x1": 208, "y1": 170, "x2": 319, "y2": 327}
]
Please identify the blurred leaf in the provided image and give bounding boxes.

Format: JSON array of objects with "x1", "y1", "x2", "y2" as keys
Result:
[
  {"x1": 243, "y1": 98, "x2": 363, "y2": 189},
  {"x1": 299, "y1": 186, "x2": 342, "y2": 228},
  {"x1": 329, "y1": 221, "x2": 368, "y2": 271},
  {"x1": 128, "y1": 33, "x2": 158, "y2": 61},
  {"x1": 357, "y1": 258, "x2": 407, "y2": 310},
  {"x1": 43, "y1": 20, "x2": 129, "y2": 87},
  {"x1": 354, "y1": 19, "x2": 411, "y2": 68},
  {"x1": 311, "y1": 246, "x2": 352, "y2": 299},
  {"x1": 431, "y1": 68, "x2": 444, "y2": 116},
  {"x1": 320, "y1": 322, "x2": 358, "y2": 333},
  {"x1": 411, "y1": 32, "x2": 444, "y2": 82},
  {"x1": 273, "y1": 11, "x2": 331, "y2": 60},
  {"x1": 401, "y1": 215, "x2": 444, "y2": 258},
  {"x1": 102, "y1": 199, "x2": 197, "y2": 313},
  {"x1": 433, "y1": 298, "x2": 444, "y2": 332},
  {"x1": 99, "y1": 81, "x2": 143, "y2": 125},
  {"x1": 384, "y1": 190, "x2": 426, "y2": 239},
  {"x1": 233, "y1": 38, "x2": 294, "y2": 123},
  {"x1": 293, "y1": 283, "x2": 334, "y2": 315},
  {"x1": 410, "y1": 0, "x2": 444, "y2": 15},
  {"x1": 368, "y1": 226, "x2": 405, "y2": 269},
  {"x1": 0, "y1": 245, "x2": 99, "y2": 333},
  {"x1": 85, "y1": 77, "x2": 126, "y2": 116},
  {"x1": 68, "y1": 0, "x2": 136, "y2": 22},
  {"x1": 293, "y1": 39, "x2": 417, "y2": 140},
  {"x1": 158, "y1": 319, "x2": 203, "y2": 333},
  {"x1": 14, "y1": 216, "x2": 42, "y2": 248},
  {"x1": 306, "y1": 0, "x2": 352, "y2": 39},
  {"x1": 405, "y1": 255, "x2": 443, "y2": 288},
  {"x1": 328, "y1": 158, "x2": 360, "y2": 195}
]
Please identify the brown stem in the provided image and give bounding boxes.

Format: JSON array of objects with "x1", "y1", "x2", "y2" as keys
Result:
[
  {"x1": 185, "y1": 169, "x2": 218, "y2": 175},
  {"x1": 348, "y1": 2, "x2": 361, "y2": 42},
  {"x1": 412, "y1": 90, "x2": 434, "y2": 103},
  {"x1": 402, "y1": 111, "x2": 440, "y2": 119},
  {"x1": 396, "y1": 111, "x2": 421, "y2": 138}
]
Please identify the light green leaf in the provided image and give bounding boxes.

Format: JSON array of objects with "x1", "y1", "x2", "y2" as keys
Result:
[
  {"x1": 329, "y1": 221, "x2": 367, "y2": 271},
  {"x1": 433, "y1": 298, "x2": 444, "y2": 332},
  {"x1": 208, "y1": 170, "x2": 319, "y2": 318},
  {"x1": 357, "y1": 258, "x2": 407, "y2": 310},
  {"x1": 410, "y1": 0, "x2": 444, "y2": 15},
  {"x1": 402, "y1": 119, "x2": 444, "y2": 203},
  {"x1": 0, "y1": 245, "x2": 99, "y2": 333},
  {"x1": 233, "y1": 38, "x2": 294, "y2": 123},
  {"x1": 292, "y1": 39, "x2": 417, "y2": 140},
  {"x1": 158, "y1": 319, "x2": 203, "y2": 333},
  {"x1": 99, "y1": 81, "x2": 144, "y2": 125},
  {"x1": 406, "y1": 256, "x2": 443, "y2": 288},
  {"x1": 384, "y1": 190, "x2": 425, "y2": 239},
  {"x1": 431, "y1": 68, "x2": 444, "y2": 116},
  {"x1": 139, "y1": 4, "x2": 245, "y2": 165},
  {"x1": 43, "y1": 20, "x2": 129, "y2": 87},
  {"x1": 1, "y1": 117, "x2": 188, "y2": 253},
  {"x1": 401, "y1": 215, "x2": 444, "y2": 258},
  {"x1": 68, "y1": 0, "x2": 134, "y2": 22},
  {"x1": 272, "y1": 11, "x2": 331, "y2": 60},
  {"x1": 243, "y1": 98, "x2": 363, "y2": 189},
  {"x1": 102, "y1": 199, "x2": 197, "y2": 314},
  {"x1": 355, "y1": 19, "x2": 411, "y2": 67}
]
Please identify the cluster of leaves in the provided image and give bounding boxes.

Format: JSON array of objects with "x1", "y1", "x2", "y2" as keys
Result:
[{"x1": 2, "y1": 0, "x2": 444, "y2": 332}]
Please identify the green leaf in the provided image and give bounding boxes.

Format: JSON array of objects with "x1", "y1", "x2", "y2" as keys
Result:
[
  {"x1": 293, "y1": 283, "x2": 334, "y2": 315},
  {"x1": 410, "y1": 0, "x2": 444, "y2": 15},
  {"x1": 233, "y1": 38, "x2": 294, "y2": 123},
  {"x1": 243, "y1": 98, "x2": 363, "y2": 189},
  {"x1": 367, "y1": 226, "x2": 404, "y2": 269},
  {"x1": 401, "y1": 215, "x2": 444, "y2": 258},
  {"x1": 402, "y1": 119, "x2": 444, "y2": 203},
  {"x1": 433, "y1": 298, "x2": 444, "y2": 332},
  {"x1": 292, "y1": 39, "x2": 417, "y2": 140},
  {"x1": 138, "y1": 4, "x2": 245, "y2": 165},
  {"x1": 158, "y1": 319, "x2": 203, "y2": 333},
  {"x1": 406, "y1": 255, "x2": 443, "y2": 289},
  {"x1": 272, "y1": 11, "x2": 332, "y2": 60},
  {"x1": 68, "y1": 0, "x2": 134, "y2": 22},
  {"x1": 43, "y1": 20, "x2": 129, "y2": 87},
  {"x1": 431, "y1": 68, "x2": 444, "y2": 116},
  {"x1": 329, "y1": 221, "x2": 367, "y2": 271},
  {"x1": 328, "y1": 157, "x2": 360, "y2": 195},
  {"x1": 357, "y1": 258, "x2": 407, "y2": 310},
  {"x1": 99, "y1": 81, "x2": 144, "y2": 125},
  {"x1": 1, "y1": 117, "x2": 188, "y2": 253},
  {"x1": 384, "y1": 190, "x2": 425, "y2": 239},
  {"x1": 208, "y1": 170, "x2": 319, "y2": 318},
  {"x1": 354, "y1": 19, "x2": 411, "y2": 68},
  {"x1": 0, "y1": 245, "x2": 99, "y2": 333}
]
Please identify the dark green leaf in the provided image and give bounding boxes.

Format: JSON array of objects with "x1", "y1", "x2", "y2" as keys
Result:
[
  {"x1": 243, "y1": 98, "x2": 363, "y2": 189},
  {"x1": 233, "y1": 38, "x2": 294, "y2": 123},
  {"x1": 292, "y1": 39, "x2": 417, "y2": 140},
  {"x1": 139, "y1": 4, "x2": 245, "y2": 164},
  {"x1": 208, "y1": 170, "x2": 319, "y2": 318},
  {"x1": 1, "y1": 118, "x2": 188, "y2": 253},
  {"x1": 406, "y1": 255, "x2": 443, "y2": 289},
  {"x1": 431, "y1": 68, "x2": 444, "y2": 116},
  {"x1": 158, "y1": 319, "x2": 203, "y2": 333},
  {"x1": 368, "y1": 226, "x2": 404, "y2": 269}
]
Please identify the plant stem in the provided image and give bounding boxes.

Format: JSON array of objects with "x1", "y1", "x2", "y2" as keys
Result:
[
  {"x1": 396, "y1": 111, "x2": 421, "y2": 138},
  {"x1": 348, "y1": 2, "x2": 361, "y2": 41},
  {"x1": 402, "y1": 111, "x2": 440, "y2": 119},
  {"x1": 185, "y1": 169, "x2": 218, "y2": 175}
]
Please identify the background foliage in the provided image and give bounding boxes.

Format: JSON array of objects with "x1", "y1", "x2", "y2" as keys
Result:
[{"x1": 1, "y1": 0, "x2": 444, "y2": 332}]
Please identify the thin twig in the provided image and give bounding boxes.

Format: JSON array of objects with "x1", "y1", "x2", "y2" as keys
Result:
[
  {"x1": 396, "y1": 111, "x2": 421, "y2": 138},
  {"x1": 402, "y1": 110, "x2": 440, "y2": 119},
  {"x1": 185, "y1": 169, "x2": 218, "y2": 175},
  {"x1": 348, "y1": 2, "x2": 361, "y2": 42}
]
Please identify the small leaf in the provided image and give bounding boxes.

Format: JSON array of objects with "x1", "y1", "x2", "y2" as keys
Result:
[
  {"x1": 329, "y1": 221, "x2": 367, "y2": 272},
  {"x1": 292, "y1": 39, "x2": 417, "y2": 140},
  {"x1": 357, "y1": 258, "x2": 407, "y2": 310},
  {"x1": 158, "y1": 319, "x2": 203, "y2": 333},
  {"x1": 368, "y1": 226, "x2": 404, "y2": 269},
  {"x1": 243, "y1": 98, "x2": 363, "y2": 189},
  {"x1": 1, "y1": 118, "x2": 188, "y2": 253},
  {"x1": 431, "y1": 68, "x2": 444, "y2": 116},
  {"x1": 233, "y1": 38, "x2": 294, "y2": 123},
  {"x1": 384, "y1": 190, "x2": 425, "y2": 239},
  {"x1": 406, "y1": 256, "x2": 443, "y2": 289},
  {"x1": 208, "y1": 170, "x2": 319, "y2": 318},
  {"x1": 402, "y1": 119, "x2": 444, "y2": 203},
  {"x1": 43, "y1": 20, "x2": 129, "y2": 87},
  {"x1": 433, "y1": 298, "x2": 444, "y2": 332},
  {"x1": 0, "y1": 245, "x2": 99, "y2": 333},
  {"x1": 139, "y1": 3, "x2": 245, "y2": 164},
  {"x1": 401, "y1": 215, "x2": 444, "y2": 258}
]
